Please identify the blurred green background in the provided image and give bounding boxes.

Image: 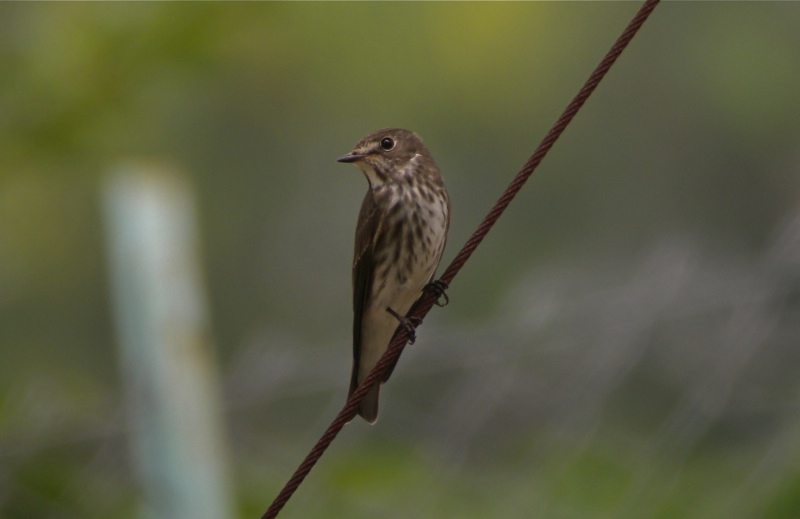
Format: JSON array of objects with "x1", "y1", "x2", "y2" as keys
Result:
[{"x1": 2, "y1": 2, "x2": 800, "y2": 518}]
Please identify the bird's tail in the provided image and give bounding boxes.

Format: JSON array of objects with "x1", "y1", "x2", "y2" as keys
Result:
[
  {"x1": 358, "y1": 384, "x2": 380, "y2": 424},
  {"x1": 349, "y1": 366, "x2": 380, "y2": 424}
]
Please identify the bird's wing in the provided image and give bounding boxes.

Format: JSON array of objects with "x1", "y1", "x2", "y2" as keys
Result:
[{"x1": 350, "y1": 190, "x2": 382, "y2": 395}]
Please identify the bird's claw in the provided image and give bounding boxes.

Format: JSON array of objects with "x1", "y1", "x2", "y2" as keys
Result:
[
  {"x1": 425, "y1": 279, "x2": 450, "y2": 307},
  {"x1": 386, "y1": 307, "x2": 422, "y2": 344}
]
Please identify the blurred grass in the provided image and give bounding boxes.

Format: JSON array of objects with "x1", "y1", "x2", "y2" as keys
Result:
[{"x1": 2, "y1": 2, "x2": 800, "y2": 518}]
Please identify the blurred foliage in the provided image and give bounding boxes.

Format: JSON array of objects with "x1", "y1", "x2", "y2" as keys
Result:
[{"x1": 2, "y1": 2, "x2": 800, "y2": 518}]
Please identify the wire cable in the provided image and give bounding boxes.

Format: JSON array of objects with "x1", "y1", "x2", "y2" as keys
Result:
[{"x1": 262, "y1": 1, "x2": 660, "y2": 516}]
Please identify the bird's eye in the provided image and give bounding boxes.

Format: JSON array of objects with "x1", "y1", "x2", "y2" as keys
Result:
[{"x1": 380, "y1": 137, "x2": 395, "y2": 151}]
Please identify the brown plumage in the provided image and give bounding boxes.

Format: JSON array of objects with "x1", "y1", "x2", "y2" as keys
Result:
[{"x1": 338, "y1": 128, "x2": 450, "y2": 423}]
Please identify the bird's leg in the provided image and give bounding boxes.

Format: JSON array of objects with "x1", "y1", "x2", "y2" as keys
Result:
[
  {"x1": 425, "y1": 279, "x2": 450, "y2": 307},
  {"x1": 386, "y1": 307, "x2": 422, "y2": 344}
]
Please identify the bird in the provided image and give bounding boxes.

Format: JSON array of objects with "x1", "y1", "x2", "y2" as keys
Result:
[{"x1": 337, "y1": 128, "x2": 451, "y2": 423}]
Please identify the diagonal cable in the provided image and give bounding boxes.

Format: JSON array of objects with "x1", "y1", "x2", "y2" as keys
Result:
[{"x1": 262, "y1": 1, "x2": 660, "y2": 517}]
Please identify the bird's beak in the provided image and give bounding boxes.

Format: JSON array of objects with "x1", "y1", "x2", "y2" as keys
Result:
[{"x1": 337, "y1": 151, "x2": 365, "y2": 163}]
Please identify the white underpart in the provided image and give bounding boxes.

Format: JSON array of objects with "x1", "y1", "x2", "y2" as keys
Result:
[
  {"x1": 357, "y1": 183, "x2": 449, "y2": 384},
  {"x1": 358, "y1": 162, "x2": 384, "y2": 189}
]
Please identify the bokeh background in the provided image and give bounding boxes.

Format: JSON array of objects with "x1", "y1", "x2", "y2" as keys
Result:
[{"x1": 2, "y1": 2, "x2": 800, "y2": 518}]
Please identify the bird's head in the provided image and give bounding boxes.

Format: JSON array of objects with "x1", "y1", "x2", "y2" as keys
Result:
[{"x1": 337, "y1": 128, "x2": 435, "y2": 188}]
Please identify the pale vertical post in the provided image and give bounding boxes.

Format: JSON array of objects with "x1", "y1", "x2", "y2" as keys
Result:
[{"x1": 103, "y1": 165, "x2": 233, "y2": 519}]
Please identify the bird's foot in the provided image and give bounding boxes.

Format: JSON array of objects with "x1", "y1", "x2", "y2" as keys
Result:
[
  {"x1": 386, "y1": 307, "x2": 422, "y2": 344},
  {"x1": 425, "y1": 279, "x2": 450, "y2": 307}
]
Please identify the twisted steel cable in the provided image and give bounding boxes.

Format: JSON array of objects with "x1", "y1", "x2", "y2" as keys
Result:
[{"x1": 262, "y1": 1, "x2": 660, "y2": 517}]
